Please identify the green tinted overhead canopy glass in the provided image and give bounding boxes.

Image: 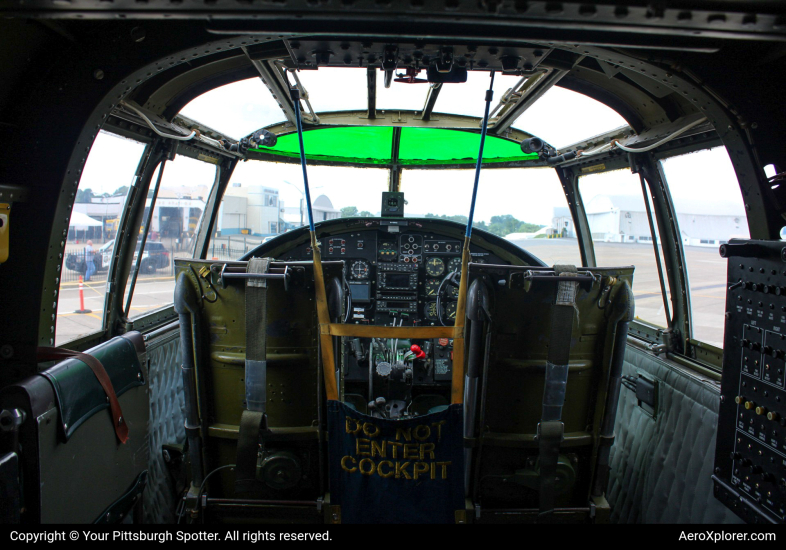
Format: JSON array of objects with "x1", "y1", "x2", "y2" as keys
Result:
[{"x1": 247, "y1": 126, "x2": 539, "y2": 166}]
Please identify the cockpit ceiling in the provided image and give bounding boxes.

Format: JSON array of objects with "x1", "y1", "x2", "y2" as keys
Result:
[{"x1": 246, "y1": 126, "x2": 539, "y2": 166}]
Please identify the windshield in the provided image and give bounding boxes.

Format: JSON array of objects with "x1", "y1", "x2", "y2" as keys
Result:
[
  {"x1": 400, "y1": 167, "x2": 583, "y2": 265},
  {"x1": 179, "y1": 67, "x2": 628, "y2": 149},
  {"x1": 207, "y1": 162, "x2": 389, "y2": 258}
]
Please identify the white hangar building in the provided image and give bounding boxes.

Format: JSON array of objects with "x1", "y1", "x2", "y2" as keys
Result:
[{"x1": 585, "y1": 194, "x2": 748, "y2": 247}]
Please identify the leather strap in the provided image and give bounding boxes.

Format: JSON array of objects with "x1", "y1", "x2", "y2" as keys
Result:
[
  {"x1": 245, "y1": 257, "x2": 271, "y2": 413},
  {"x1": 310, "y1": 232, "x2": 340, "y2": 402},
  {"x1": 537, "y1": 264, "x2": 578, "y2": 521},
  {"x1": 37, "y1": 346, "x2": 129, "y2": 444},
  {"x1": 326, "y1": 324, "x2": 459, "y2": 339},
  {"x1": 234, "y1": 410, "x2": 268, "y2": 494}
]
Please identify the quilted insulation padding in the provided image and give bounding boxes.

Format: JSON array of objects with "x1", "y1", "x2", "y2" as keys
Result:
[
  {"x1": 607, "y1": 346, "x2": 742, "y2": 524},
  {"x1": 143, "y1": 334, "x2": 186, "y2": 524}
]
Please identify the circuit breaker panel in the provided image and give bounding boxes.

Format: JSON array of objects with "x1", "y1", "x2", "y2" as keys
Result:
[{"x1": 714, "y1": 239, "x2": 786, "y2": 524}]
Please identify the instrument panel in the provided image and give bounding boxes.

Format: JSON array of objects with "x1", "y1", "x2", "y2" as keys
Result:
[
  {"x1": 277, "y1": 227, "x2": 509, "y2": 327},
  {"x1": 248, "y1": 218, "x2": 541, "y2": 416},
  {"x1": 715, "y1": 240, "x2": 786, "y2": 524}
]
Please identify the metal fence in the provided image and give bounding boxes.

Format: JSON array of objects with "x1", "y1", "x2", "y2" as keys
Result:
[
  {"x1": 207, "y1": 236, "x2": 261, "y2": 260},
  {"x1": 59, "y1": 236, "x2": 260, "y2": 284},
  {"x1": 60, "y1": 247, "x2": 176, "y2": 284}
]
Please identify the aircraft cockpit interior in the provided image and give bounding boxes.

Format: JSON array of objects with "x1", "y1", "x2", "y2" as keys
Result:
[{"x1": 2, "y1": 3, "x2": 786, "y2": 527}]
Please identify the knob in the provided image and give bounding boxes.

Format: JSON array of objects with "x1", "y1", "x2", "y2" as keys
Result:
[
  {"x1": 735, "y1": 395, "x2": 746, "y2": 405},
  {"x1": 742, "y1": 339, "x2": 751, "y2": 348},
  {"x1": 764, "y1": 346, "x2": 774, "y2": 356},
  {"x1": 768, "y1": 411, "x2": 780, "y2": 422},
  {"x1": 376, "y1": 362, "x2": 392, "y2": 377},
  {"x1": 409, "y1": 344, "x2": 426, "y2": 360},
  {"x1": 756, "y1": 406, "x2": 768, "y2": 416},
  {"x1": 752, "y1": 342, "x2": 762, "y2": 352},
  {"x1": 745, "y1": 401, "x2": 756, "y2": 410}
]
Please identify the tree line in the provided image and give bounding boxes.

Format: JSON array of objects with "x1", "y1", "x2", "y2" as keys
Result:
[
  {"x1": 75, "y1": 187, "x2": 129, "y2": 203},
  {"x1": 340, "y1": 207, "x2": 543, "y2": 238}
]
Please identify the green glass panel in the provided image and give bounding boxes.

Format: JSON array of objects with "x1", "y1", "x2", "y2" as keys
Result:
[
  {"x1": 251, "y1": 125, "x2": 538, "y2": 166},
  {"x1": 253, "y1": 126, "x2": 393, "y2": 164},
  {"x1": 399, "y1": 127, "x2": 537, "y2": 165}
]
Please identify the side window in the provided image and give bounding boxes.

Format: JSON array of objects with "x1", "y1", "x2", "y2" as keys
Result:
[
  {"x1": 56, "y1": 131, "x2": 146, "y2": 345},
  {"x1": 579, "y1": 169, "x2": 669, "y2": 328},
  {"x1": 125, "y1": 154, "x2": 217, "y2": 319},
  {"x1": 207, "y1": 162, "x2": 388, "y2": 260},
  {"x1": 659, "y1": 146, "x2": 748, "y2": 347},
  {"x1": 400, "y1": 167, "x2": 583, "y2": 266}
]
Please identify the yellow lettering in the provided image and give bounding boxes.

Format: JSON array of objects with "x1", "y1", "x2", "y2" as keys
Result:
[
  {"x1": 355, "y1": 438, "x2": 371, "y2": 456},
  {"x1": 395, "y1": 461, "x2": 412, "y2": 480},
  {"x1": 420, "y1": 442, "x2": 435, "y2": 460},
  {"x1": 362, "y1": 422, "x2": 380, "y2": 438},
  {"x1": 395, "y1": 427, "x2": 412, "y2": 442},
  {"x1": 404, "y1": 443, "x2": 419, "y2": 459},
  {"x1": 371, "y1": 439, "x2": 386, "y2": 458},
  {"x1": 413, "y1": 462, "x2": 429, "y2": 479},
  {"x1": 341, "y1": 455, "x2": 357, "y2": 473},
  {"x1": 431, "y1": 420, "x2": 446, "y2": 442},
  {"x1": 377, "y1": 460, "x2": 394, "y2": 478},
  {"x1": 389, "y1": 441, "x2": 403, "y2": 458},
  {"x1": 437, "y1": 461, "x2": 451, "y2": 479},
  {"x1": 358, "y1": 458, "x2": 376, "y2": 476},
  {"x1": 346, "y1": 418, "x2": 361, "y2": 435},
  {"x1": 413, "y1": 424, "x2": 431, "y2": 441},
  {"x1": 430, "y1": 462, "x2": 436, "y2": 480}
]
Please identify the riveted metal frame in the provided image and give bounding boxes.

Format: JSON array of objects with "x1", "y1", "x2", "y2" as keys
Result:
[{"x1": 632, "y1": 152, "x2": 690, "y2": 354}]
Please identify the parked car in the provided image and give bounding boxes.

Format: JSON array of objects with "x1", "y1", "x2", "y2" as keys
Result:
[
  {"x1": 133, "y1": 241, "x2": 170, "y2": 274},
  {"x1": 98, "y1": 240, "x2": 114, "y2": 270},
  {"x1": 64, "y1": 242, "x2": 109, "y2": 274},
  {"x1": 66, "y1": 239, "x2": 170, "y2": 275}
]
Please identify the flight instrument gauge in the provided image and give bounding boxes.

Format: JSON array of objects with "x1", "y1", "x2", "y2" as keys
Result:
[
  {"x1": 445, "y1": 302, "x2": 457, "y2": 321},
  {"x1": 447, "y1": 257, "x2": 462, "y2": 273},
  {"x1": 425, "y1": 257, "x2": 445, "y2": 277},
  {"x1": 350, "y1": 260, "x2": 370, "y2": 280},
  {"x1": 425, "y1": 279, "x2": 441, "y2": 297},
  {"x1": 425, "y1": 302, "x2": 439, "y2": 321}
]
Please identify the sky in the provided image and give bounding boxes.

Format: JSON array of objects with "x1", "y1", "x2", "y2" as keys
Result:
[{"x1": 77, "y1": 67, "x2": 748, "y2": 228}]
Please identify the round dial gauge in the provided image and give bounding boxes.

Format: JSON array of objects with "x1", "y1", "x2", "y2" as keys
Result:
[
  {"x1": 445, "y1": 302, "x2": 457, "y2": 322},
  {"x1": 425, "y1": 279, "x2": 441, "y2": 296},
  {"x1": 350, "y1": 260, "x2": 370, "y2": 280},
  {"x1": 449, "y1": 285, "x2": 459, "y2": 298},
  {"x1": 425, "y1": 257, "x2": 445, "y2": 277},
  {"x1": 425, "y1": 302, "x2": 439, "y2": 320},
  {"x1": 447, "y1": 257, "x2": 462, "y2": 273}
]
